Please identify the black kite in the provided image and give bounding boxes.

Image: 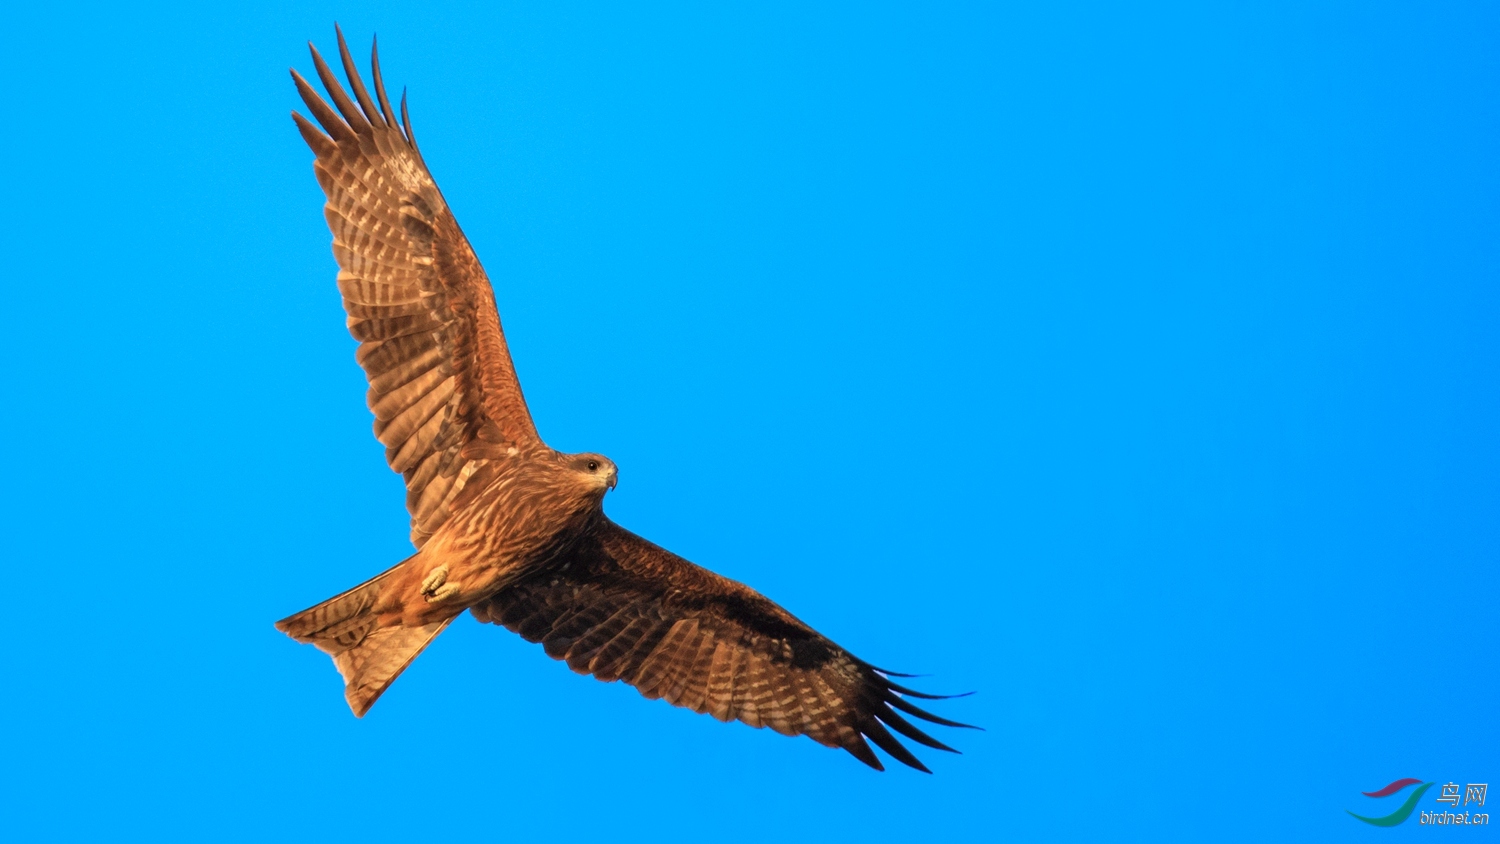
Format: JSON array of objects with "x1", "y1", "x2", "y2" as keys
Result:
[{"x1": 275, "y1": 27, "x2": 974, "y2": 772}]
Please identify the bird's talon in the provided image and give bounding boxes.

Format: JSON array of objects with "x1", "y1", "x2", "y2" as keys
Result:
[
  {"x1": 426, "y1": 582, "x2": 461, "y2": 603},
  {"x1": 421, "y1": 565, "x2": 449, "y2": 597}
]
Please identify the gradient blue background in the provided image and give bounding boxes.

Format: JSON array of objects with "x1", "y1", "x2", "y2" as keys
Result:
[{"x1": 1, "y1": 2, "x2": 1495, "y2": 841}]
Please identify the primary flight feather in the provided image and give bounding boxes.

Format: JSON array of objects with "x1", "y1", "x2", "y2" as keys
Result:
[{"x1": 275, "y1": 27, "x2": 973, "y2": 773}]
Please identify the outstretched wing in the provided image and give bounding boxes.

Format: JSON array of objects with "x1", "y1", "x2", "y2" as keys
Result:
[
  {"x1": 470, "y1": 517, "x2": 975, "y2": 772},
  {"x1": 292, "y1": 28, "x2": 539, "y2": 548}
]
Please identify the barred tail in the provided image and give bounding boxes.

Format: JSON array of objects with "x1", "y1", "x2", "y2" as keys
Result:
[{"x1": 275, "y1": 564, "x2": 452, "y2": 716}]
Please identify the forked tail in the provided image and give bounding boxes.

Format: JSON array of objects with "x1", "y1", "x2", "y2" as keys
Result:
[{"x1": 275, "y1": 564, "x2": 452, "y2": 717}]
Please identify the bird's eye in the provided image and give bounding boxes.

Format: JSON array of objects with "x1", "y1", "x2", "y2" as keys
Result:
[{"x1": 587, "y1": 460, "x2": 599, "y2": 473}]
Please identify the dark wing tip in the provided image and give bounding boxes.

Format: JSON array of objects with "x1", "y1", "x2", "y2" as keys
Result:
[
  {"x1": 884, "y1": 678, "x2": 974, "y2": 701},
  {"x1": 400, "y1": 86, "x2": 418, "y2": 149},
  {"x1": 370, "y1": 34, "x2": 403, "y2": 134},
  {"x1": 869, "y1": 665, "x2": 925, "y2": 678},
  {"x1": 884, "y1": 689, "x2": 982, "y2": 731},
  {"x1": 307, "y1": 36, "x2": 371, "y2": 133},
  {"x1": 333, "y1": 23, "x2": 384, "y2": 128},
  {"x1": 295, "y1": 28, "x2": 419, "y2": 154},
  {"x1": 289, "y1": 67, "x2": 356, "y2": 144},
  {"x1": 290, "y1": 110, "x2": 337, "y2": 158},
  {"x1": 845, "y1": 663, "x2": 982, "y2": 771},
  {"x1": 862, "y1": 717, "x2": 933, "y2": 773},
  {"x1": 843, "y1": 735, "x2": 887, "y2": 772},
  {"x1": 875, "y1": 704, "x2": 961, "y2": 754}
]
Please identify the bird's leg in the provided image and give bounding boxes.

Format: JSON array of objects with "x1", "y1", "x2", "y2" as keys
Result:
[{"x1": 421, "y1": 564, "x2": 460, "y2": 602}]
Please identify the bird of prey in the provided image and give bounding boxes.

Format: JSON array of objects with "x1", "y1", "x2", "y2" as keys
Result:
[{"x1": 275, "y1": 27, "x2": 973, "y2": 772}]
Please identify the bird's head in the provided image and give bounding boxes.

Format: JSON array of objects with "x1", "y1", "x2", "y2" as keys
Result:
[{"x1": 567, "y1": 452, "x2": 618, "y2": 495}]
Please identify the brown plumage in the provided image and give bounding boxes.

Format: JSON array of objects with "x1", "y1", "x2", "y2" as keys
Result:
[{"x1": 275, "y1": 27, "x2": 974, "y2": 772}]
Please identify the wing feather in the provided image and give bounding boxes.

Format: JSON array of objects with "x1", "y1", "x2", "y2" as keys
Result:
[
  {"x1": 678, "y1": 630, "x2": 719, "y2": 713},
  {"x1": 292, "y1": 30, "x2": 541, "y2": 547},
  {"x1": 470, "y1": 517, "x2": 976, "y2": 772}
]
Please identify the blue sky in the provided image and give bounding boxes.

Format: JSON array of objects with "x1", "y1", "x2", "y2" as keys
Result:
[{"x1": 1, "y1": 2, "x2": 1496, "y2": 841}]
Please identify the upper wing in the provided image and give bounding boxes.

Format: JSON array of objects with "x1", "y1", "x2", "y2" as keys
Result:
[
  {"x1": 292, "y1": 28, "x2": 540, "y2": 548},
  {"x1": 470, "y1": 517, "x2": 975, "y2": 772}
]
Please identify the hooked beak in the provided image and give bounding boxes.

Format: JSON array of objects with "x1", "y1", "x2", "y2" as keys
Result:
[{"x1": 606, "y1": 471, "x2": 618, "y2": 491}]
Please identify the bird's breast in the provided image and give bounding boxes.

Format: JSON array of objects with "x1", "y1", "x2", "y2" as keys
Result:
[{"x1": 397, "y1": 460, "x2": 600, "y2": 619}]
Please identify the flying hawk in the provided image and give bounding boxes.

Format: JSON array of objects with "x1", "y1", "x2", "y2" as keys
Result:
[{"x1": 275, "y1": 27, "x2": 973, "y2": 772}]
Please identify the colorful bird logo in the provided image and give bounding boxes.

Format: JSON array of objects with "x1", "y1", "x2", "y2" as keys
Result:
[{"x1": 1348, "y1": 778, "x2": 1434, "y2": 826}]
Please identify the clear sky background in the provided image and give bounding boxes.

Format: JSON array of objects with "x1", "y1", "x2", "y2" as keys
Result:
[{"x1": 1, "y1": 2, "x2": 1495, "y2": 841}]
